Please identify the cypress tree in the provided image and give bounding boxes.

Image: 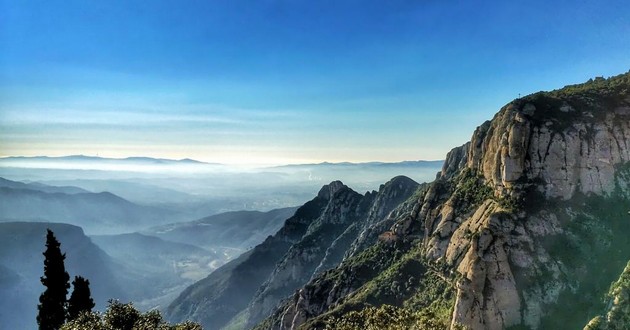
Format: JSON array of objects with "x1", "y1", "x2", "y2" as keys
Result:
[
  {"x1": 67, "y1": 276, "x2": 95, "y2": 321},
  {"x1": 37, "y1": 229, "x2": 70, "y2": 330}
]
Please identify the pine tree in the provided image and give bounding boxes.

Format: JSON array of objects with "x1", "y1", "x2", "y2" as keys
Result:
[
  {"x1": 67, "y1": 276, "x2": 95, "y2": 321},
  {"x1": 37, "y1": 229, "x2": 70, "y2": 330}
]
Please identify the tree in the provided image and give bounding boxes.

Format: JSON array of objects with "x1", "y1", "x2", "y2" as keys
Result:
[
  {"x1": 67, "y1": 276, "x2": 95, "y2": 321},
  {"x1": 61, "y1": 300, "x2": 203, "y2": 330},
  {"x1": 103, "y1": 300, "x2": 140, "y2": 330},
  {"x1": 37, "y1": 229, "x2": 71, "y2": 330}
]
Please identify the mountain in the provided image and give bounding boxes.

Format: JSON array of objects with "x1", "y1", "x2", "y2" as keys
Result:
[
  {"x1": 266, "y1": 160, "x2": 443, "y2": 194},
  {"x1": 166, "y1": 72, "x2": 630, "y2": 330},
  {"x1": 272, "y1": 160, "x2": 444, "y2": 169},
  {"x1": 90, "y1": 233, "x2": 221, "y2": 310},
  {"x1": 39, "y1": 178, "x2": 199, "y2": 205},
  {"x1": 0, "y1": 178, "x2": 183, "y2": 234},
  {"x1": 0, "y1": 155, "x2": 213, "y2": 166},
  {"x1": 145, "y1": 207, "x2": 299, "y2": 251},
  {"x1": 0, "y1": 177, "x2": 89, "y2": 194},
  {"x1": 249, "y1": 72, "x2": 630, "y2": 329},
  {"x1": 165, "y1": 176, "x2": 419, "y2": 329},
  {"x1": 0, "y1": 222, "x2": 126, "y2": 330}
]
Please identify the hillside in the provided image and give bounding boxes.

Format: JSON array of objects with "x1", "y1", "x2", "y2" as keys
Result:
[
  {"x1": 584, "y1": 261, "x2": 630, "y2": 329},
  {"x1": 162, "y1": 72, "x2": 630, "y2": 330},
  {"x1": 165, "y1": 176, "x2": 419, "y2": 329},
  {"x1": 250, "y1": 72, "x2": 630, "y2": 330},
  {"x1": 145, "y1": 207, "x2": 298, "y2": 251},
  {"x1": 0, "y1": 179, "x2": 182, "y2": 234},
  {"x1": 0, "y1": 222, "x2": 126, "y2": 330},
  {"x1": 0, "y1": 177, "x2": 89, "y2": 194},
  {"x1": 91, "y1": 233, "x2": 222, "y2": 310}
]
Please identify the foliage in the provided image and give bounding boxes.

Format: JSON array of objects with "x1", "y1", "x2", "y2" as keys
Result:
[
  {"x1": 530, "y1": 188, "x2": 630, "y2": 329},
  {"x1": 452, "y1": 168, "x2": 493, "y2": 211},
  {"x1": 306, "y1": 244, "x2": 456, "y2": 330},
  {"x1": 322, "y1": 304, "x2": 465, "y2": 330},
  {"x1": 521, "y1": 71, "x2": 630, "y2": 132},
  {"x1": 67, "y1": 276, "x2": 95, "y2": 321},
  {"x1": 61, "y1": 311, "x2": 104, "y2": 330},
  {"x1": 38, "y1": 229, "x2": 71, "y2": 330},
  {"x1": 549, "y1": 72, "x2": 630, "y2": 101},
  {"x1": 584, "y1": 261, "x2": 630, "y2": 330},
  {"x1": 60, "y1": 300, "x2": 202, "y2": 330},
  {"x1": 103, "y1": 300, "x2": 141, "y2": 330}
]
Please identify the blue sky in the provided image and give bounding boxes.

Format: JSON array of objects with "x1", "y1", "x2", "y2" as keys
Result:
[{"x1": 1, "y1": 0, "x2": 629, "y2": 164}]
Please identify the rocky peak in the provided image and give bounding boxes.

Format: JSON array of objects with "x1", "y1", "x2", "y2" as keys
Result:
[
  {"x1": 252, "y1": 71, "x2": 630, "y2": 330},
  {"x1": 317, "y1": 180, "x2": 347, "y2": 200},
  {"x1": 440, "y1": 141, "x2": 471, "y2": 180},
  {"x1": 465, "y1": 72, "x2": 630, "y2": 200}
]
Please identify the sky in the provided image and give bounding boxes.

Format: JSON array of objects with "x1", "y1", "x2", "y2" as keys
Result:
[{"x1": 1, "y1": 0, "x2": 629, "y2": 165}]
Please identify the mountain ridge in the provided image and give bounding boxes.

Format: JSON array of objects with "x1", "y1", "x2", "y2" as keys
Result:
[
  {"x1": 165, "y1": 177, "x2": 420, "y2": 329},
  {"x1": 159, "y1": 71, "x2": 630, "y2": 330},
  {"x1": 0, "y1": 155, "x2": 212, "y2": 164},
  {"x1": 0, "y1": 178, "x2": 182, "y2": 234},
  {"x1": 252, "y1": 71, "x2": 630, "y2": 330}
]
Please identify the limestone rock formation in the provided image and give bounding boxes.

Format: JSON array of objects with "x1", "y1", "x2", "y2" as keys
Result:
[{"x1": 254, "y1": 72, "x2": 630, "y2": 330}]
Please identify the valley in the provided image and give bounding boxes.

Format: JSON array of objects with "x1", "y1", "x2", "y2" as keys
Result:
[
  {"x1": 0, "y1": 161, "x2": 439, "y2": 329},
  {"x1": 2, "y1": 2, "x2": 629, "y2": 327}
]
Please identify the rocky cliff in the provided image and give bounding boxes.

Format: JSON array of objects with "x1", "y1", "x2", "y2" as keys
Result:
[
  {"x1": 254, "y1": 72, "x2": 630, "y2": 330},
  {"x1": 165, "y1": 177, "x2": 419, "y2": 329}
]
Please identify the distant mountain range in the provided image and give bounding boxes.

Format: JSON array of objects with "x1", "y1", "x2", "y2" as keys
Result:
[
  {"x1": 0, "y1": 155, "x2": 443, "y2": 170},
  {"x1": 1, "y1": 204, "x2": 303, "y2": 329},
  {"x1": 0, "y1": 177, "x2": 89, "y2": 194},
  {"x1": 166, "y1": 72, "x2": 630, "y2": 330},
  {"x1": 0, "y1": 155, "x2": 211, "y2": 165},
  {"x1": 0, "y1": 177, "x2": 184, "y2": 234},
  {"x1": 145, "y1": 207, "x2": 298, "y2": 251},
  {"x1": 271, "y1": 160, "x2": 444, "y2": 169}
]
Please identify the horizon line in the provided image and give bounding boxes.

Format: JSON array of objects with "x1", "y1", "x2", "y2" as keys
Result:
[{"x1": 0, "y1": 154, "x2": 445, "y2": 167}]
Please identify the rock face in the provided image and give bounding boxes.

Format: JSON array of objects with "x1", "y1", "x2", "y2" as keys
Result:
[
  {"x1": 253, "y1": 72, "x2": 630, "y2": 330},
  {"x1": 166, "y1": 177, "x2": 419, "y2": 330},
  {"x1": 467, "y1": 95, "x2": 630, "y2": 200}
]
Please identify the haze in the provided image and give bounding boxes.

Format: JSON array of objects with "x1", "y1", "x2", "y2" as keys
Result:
[{"x1": 2, "y1": 1, "x2": 630, "y2": 164}]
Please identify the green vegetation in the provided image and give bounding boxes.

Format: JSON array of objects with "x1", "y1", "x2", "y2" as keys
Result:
[
  {"x1": 67, "y1": 276, "x2": 95, "y2": 321},
  {"x1": 529, "y1": 185, "x2": 630, "y2": 329},
  {"x1": 549, "y1": 72, "x2": 630, "y2": 101},
  {"x1": 301, "y1": 243, "x2": 456, "y2": 330},
  {"x1": 322, "y1": 304, "x2": 462, "y2": 330},
  {"x1": 584, "y1": 261, "x2": 630, "y2": 330},
  {"x1": 520, "y1": 71, "x2": 630, "y2": 131},
  {"x1": 36, "y1": 229, "x2": 202, "y2": 330},
  {"x1": 452, "y1": 167, "x2": 524, "y2": 212},
  {"x1": 60, "y1": 300, "x2": 202, "y2": 330},
  {"x1": 37, "y1": 229, "x2": 71, "y2": 330},
  {"x1": 452, "y1": 168, "x2": 493, "y2": 212}
]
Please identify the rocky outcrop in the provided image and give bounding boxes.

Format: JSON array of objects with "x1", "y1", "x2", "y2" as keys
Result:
[
  {"x1": 244, "y1": 184, "x2": 369, "y2": 326},
  {"x1": 422, "y1": 73, "x2": 630, "y2": 329},
  {"x1": 167, "y1": 177, "x2": 419, "y2": 330},
  {"x1": 466, "y1": 94, "x2": 630, "y2": 200},
  {"x1": 447, "y1": 200, "x2": 521, "y2": 329},
  {"x1": 343, "y1": 176, "x2": 422, "y2": 259},
  {"x1": 254, "y1": 72, "x2": 630, "y2": 330},
  {"x1": 166, "y1": 184, "x2": 333, "y2": 329},
  {"x1": 241, "y1": 177, "x2": 419, "y2": 328}
]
